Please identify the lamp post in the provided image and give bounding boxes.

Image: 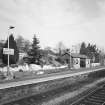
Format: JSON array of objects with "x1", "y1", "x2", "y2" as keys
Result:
[
  {"x1": 7, "y1": 26, "x2": 15, "y2": 76},
  {"x1": 69, "y1": 49, "x2": 71, "y2": 69}
]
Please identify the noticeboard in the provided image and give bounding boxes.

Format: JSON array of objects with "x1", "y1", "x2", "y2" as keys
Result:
[{"x1": 3, "y1": 48, "x2": 14, "y2": 55}]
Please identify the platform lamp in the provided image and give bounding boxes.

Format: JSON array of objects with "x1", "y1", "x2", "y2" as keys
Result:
[
  {"x1": 69, "y1": 49, "x2": 72, "y2": 69},
  {"x1": 7, "y1": 26, "x2": 15, "y2": 76}
]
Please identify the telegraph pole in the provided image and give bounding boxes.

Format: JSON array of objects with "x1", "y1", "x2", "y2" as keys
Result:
[{"x1": 67, "y1": 49, "x2": 71, "y2": 69}]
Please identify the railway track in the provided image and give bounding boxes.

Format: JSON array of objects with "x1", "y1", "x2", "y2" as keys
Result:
[{"x1": 71, "y1": 84, "x2": 105, "y2": 105}]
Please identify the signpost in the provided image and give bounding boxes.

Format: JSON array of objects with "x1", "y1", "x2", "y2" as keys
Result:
[{"x1": 5, "y1": 26, "x2": 15, "y2": 77}]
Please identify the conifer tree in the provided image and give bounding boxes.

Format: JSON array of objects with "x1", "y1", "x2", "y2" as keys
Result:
[
  {"x1": 28, "y1": 35, "x2": 40, "y2": 64},
  {"x1": 80, "y1": 42, "x2": 87, "y2": 55},
  {"x1": 2, "y1": 34, "x2": 19, "y2": 65}
]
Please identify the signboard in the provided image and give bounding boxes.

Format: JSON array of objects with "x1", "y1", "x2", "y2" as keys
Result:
[{"x1": 3, "y1": 48, "x2": 14, "y2": 55}]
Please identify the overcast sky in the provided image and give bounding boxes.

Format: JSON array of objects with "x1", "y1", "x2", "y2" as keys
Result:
[{"x1": 0, "y1": 0, "x2": 105, "y2": 49}]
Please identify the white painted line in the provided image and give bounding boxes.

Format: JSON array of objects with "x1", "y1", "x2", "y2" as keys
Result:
[{"x1": 0, "y1": 67, "x2": 105, "y2": 89}]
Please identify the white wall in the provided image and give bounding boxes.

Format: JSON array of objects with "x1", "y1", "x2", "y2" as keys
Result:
[
  {"x1": 73, "y1": 58, "x2": 80, "y2": 69},
  {"x1": 19, "y1": 53, "x2": 27, "y2": 60},
  {"x1": 91, "y1": 63, "x2": 100, "y2": 67}
]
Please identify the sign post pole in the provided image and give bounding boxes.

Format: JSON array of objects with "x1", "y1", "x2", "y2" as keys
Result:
[
  {"x1": 7, "y1": 29, "x2": 10, "y2": 76},
  {"x1": 7, "y1": 26, "x2": 15, "y2": 77},
  {"x1": 3, "y1": 48, "x2": 14, "y2": 76}
]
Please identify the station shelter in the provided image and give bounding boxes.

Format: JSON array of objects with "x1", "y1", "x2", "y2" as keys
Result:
[{"x1": 62, "y1": 53, "x2": 90, "y2": 69}]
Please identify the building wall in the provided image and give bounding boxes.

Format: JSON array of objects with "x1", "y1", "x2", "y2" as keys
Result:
[
  {"x1": 19, "y1": 53, "x2": 27, "y2": 60},
  {"x1": 73, "y1": 58, "x2": 80, "y2": 69}
]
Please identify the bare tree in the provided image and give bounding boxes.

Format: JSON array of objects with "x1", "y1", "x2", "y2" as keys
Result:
[
  {"x1": 16, "y1": 35, "x2": 24, "y2": 52},
  {"x1": 16, "y1": 35, "x2": 31, "y2": 53},
  {"x1": 55, "y1": 41, "x2": 67, "y2": 55}
]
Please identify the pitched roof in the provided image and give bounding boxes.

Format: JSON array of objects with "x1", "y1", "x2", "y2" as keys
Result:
[
  {"x1": 62, "y1": 52, "x2": 88, "y2": 59},
  {"x1": 71, "y1": 53, "x2": 87, "y2": 58}
]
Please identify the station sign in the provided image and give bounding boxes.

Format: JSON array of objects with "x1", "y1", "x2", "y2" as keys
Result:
[{"x1": 3, "y1": 48, "x2": 14, "y2": 55}]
